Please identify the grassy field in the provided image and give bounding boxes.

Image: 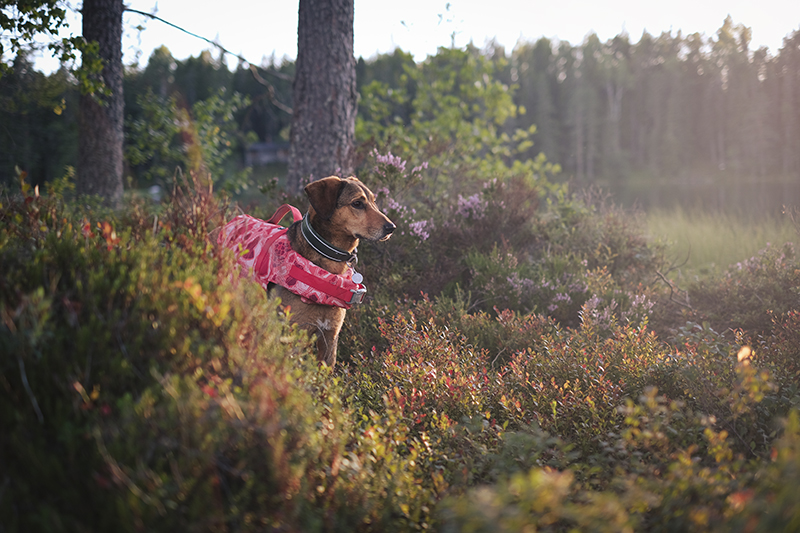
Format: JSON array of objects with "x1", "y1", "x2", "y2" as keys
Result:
[{"x1": 646, "y1": 206, "x2": 799, "y2": 276}]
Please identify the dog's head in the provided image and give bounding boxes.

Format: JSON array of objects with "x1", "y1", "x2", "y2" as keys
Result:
[{"x1": 305, "y1": 176, "x2": 396, "y2": 243}]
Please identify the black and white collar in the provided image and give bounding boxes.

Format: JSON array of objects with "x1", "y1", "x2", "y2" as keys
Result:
[{"x1": 301, "y1": 214, "x2": 358, "y2": 264}]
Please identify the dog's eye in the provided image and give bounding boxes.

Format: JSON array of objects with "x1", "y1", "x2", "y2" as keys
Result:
[{"x1": 351, "y1": 200, "x2": 365, "y2": 209}]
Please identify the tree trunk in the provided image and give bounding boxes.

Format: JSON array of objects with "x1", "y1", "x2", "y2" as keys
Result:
[
  {"x1": 605, "y1": 80, "x2": 623, "y2": 155},
  {"x1": 77, "y1": 0, "x2": 124, "y2": 207},
  {"x1": 287, "y1": 0, "x2": 357, "y2": 193},
  {"x1": 782, "y1": 64, "x2": 797, "y2": 175}
]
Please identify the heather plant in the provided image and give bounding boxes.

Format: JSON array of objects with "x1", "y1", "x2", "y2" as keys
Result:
[
  {"x1": 352, "y1": 172, "x2": 662, "y2": 334},
  {"x1": 4, "y1": 169, "x2": 800, "y2": 531},
  {"x1": 686, "y1": 242, "x2": 800, "y2": 334},
  {"x1": 352, "y1": 137, "x2": 664, "y2": 337},
  {"x1": 354, "y1": 45, "x2": 666, "y2": 335}
]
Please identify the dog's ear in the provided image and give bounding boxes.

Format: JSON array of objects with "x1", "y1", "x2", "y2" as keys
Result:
[{"x1": 305, "y1": 176, "x2": 345, "y2": 220}]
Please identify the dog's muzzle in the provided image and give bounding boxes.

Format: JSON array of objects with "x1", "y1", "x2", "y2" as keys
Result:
[{"x1": 379, "y1": 221, "x2": 396, "y2": 241}]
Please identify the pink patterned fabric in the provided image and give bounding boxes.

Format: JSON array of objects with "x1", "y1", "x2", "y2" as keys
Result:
[{"x1": 218, "y1": 214, "x2": 365, "y2": 308}]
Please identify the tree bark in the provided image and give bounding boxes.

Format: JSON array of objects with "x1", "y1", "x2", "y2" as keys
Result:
[
  {"x1": 287, "y1": 0, "x2": 357, "y2": 193},
  {"x1": 77, "y1": 0, "x2": 124, "y2": 207}
]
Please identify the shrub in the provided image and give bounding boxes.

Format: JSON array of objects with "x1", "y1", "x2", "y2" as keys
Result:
[
  {"x1": 353, "y1": 46, "x2": 665, "y2": 333},
  {"x1": 126, "y1": 88, "x2": 254, "y2": 192},
  {"x1": 439, "y1": 467, "x2": 636, "y2": 533},
  {"x1": 687, "y1": 242, "x2": 800, "y2": 335},
  {"x1": 762, "y1": 310, "x2": 800, "y2": 379},
  {"x1": 0, "y1": 181, "x2": 440, "y2": 531},
  {"x1": 723, "y1": 410, "x2": 800, "y2": 531},
  {"x1": 353, "y1": 160, "x2": 662, "y2": 332},
  {"x1": 3, "y1": 173, "x2": 799, "y2": 531},
  {"x1": 439, "y1": 393, "x2": 800, "y2": 533}
]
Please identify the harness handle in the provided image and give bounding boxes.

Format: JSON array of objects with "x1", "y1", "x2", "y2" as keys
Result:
[{"x1": 266, "y1": 204, "x2": 303, "y2": 225}]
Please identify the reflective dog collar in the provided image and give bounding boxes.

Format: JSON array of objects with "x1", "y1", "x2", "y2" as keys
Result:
[{"x1": 301, "y1": 214, "x2": 357, "y2": 264}]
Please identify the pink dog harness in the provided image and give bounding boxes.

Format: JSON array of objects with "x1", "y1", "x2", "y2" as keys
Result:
[{"x1": 218, "y1": 204, "x2": 367, "y2": 308}]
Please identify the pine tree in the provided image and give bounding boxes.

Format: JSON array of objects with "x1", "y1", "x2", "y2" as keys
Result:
[
  {"x1": 286, "y1": 0, "x2": 357, "y2": 193},
  {"x1": 76, "y1": 0, "x2": 124, "y2": 207}
]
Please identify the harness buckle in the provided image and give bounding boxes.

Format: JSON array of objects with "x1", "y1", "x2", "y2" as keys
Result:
[{"x1": 349, "y1": 286, "x2": 367, "y2": 305}]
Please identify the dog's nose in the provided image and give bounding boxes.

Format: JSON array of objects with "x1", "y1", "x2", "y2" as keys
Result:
[{"x1": 384, "y1": 222, "x2": 396, "y2": 235}]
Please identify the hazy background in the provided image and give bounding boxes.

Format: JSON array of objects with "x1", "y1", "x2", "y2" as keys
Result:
[
  {"x1": 31, "y1": 0, "x2": 800, "y2": 69},
  {"x1": 6, "y1": 0, "x2": 800, "y2": 221}
]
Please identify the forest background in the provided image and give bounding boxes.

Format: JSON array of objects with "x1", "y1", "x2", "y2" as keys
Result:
[{"x1": 3, "y1": 15, "x2": 799, "y2": 217}]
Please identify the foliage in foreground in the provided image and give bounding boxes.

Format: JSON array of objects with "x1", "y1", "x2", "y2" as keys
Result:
[
  {"x1": 2, "y1": 167, "x2": 799, "y2": 532},
  {"x1": 0, "y1": 183, "x2": 437, "y2": 531}
]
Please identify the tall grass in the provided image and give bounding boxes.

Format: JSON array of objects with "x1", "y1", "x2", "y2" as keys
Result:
[{"x1": 646, "y1": 207, "x2": 798, "y2": 275}]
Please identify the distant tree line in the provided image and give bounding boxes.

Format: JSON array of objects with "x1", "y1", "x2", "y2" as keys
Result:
[
  {"x1": 509, "y1": 16, "x2": 800, "y2": 182},
  {"x1": 360, "y1": 16, "x2": 800, "y2": 183},
  {"x1": 2, "y1": 16, "x2": 799, "y2": 189}
]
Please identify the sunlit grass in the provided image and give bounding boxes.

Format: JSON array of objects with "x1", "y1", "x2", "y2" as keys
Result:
[{"x1": 646, "y1": 207, "x2": 798, "y2": 276}]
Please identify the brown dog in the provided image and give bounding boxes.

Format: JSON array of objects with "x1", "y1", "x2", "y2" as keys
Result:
[{"x1": 272, "y1": 176, "x2": 395, "y2": 366}]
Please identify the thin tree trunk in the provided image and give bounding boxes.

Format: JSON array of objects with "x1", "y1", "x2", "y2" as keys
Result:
[
  {"x1": 782, "y1": 67, "x2": 796, "y2": 175},
  {"x1": 77, "y1": 0, "x2": 124, "y2": 207},
  {"x1": 287, "y1": 0, "x2": 357, "y2": 194},
  {"x1": 605, "y1": 81, "x2": 622, "y2": 155}
]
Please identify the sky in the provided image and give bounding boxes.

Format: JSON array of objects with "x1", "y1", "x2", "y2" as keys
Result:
[{"x1": 32, "y1": 0, "x2": 800, "y2": 72}]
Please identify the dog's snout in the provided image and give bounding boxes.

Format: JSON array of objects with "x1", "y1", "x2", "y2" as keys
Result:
[{"x1": 384, "y1": 221, "x2": 396, "y2": 235}]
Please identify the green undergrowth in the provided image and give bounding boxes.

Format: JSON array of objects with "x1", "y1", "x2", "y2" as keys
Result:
[{"x1": 2, "y1": 172, "x2": 799, "y2": 532}]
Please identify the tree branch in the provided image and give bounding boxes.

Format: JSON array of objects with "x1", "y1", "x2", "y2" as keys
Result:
[{"x1": 655, "y1": 269, "x2": 693, "y2": 310}]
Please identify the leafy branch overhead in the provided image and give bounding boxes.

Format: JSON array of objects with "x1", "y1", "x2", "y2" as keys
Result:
[
  {"x1": 0, "y1": 0, "x2": 68, "y2": 72},
  {"x1": 1, "y1": 0, "x2": 100, "y2": 91}
]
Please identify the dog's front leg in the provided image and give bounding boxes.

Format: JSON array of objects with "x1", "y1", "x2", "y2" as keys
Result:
[
  {"x1": 315, "y1": 330, "x2": 339, "y2": 367},
  {"x1": 310, "y1": 307, "x2": 345, "y2": 367}
]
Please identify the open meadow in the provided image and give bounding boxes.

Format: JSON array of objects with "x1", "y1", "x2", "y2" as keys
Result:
[{"x1": 647, "y1": 207, "x2": 798, "y2": 275}]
